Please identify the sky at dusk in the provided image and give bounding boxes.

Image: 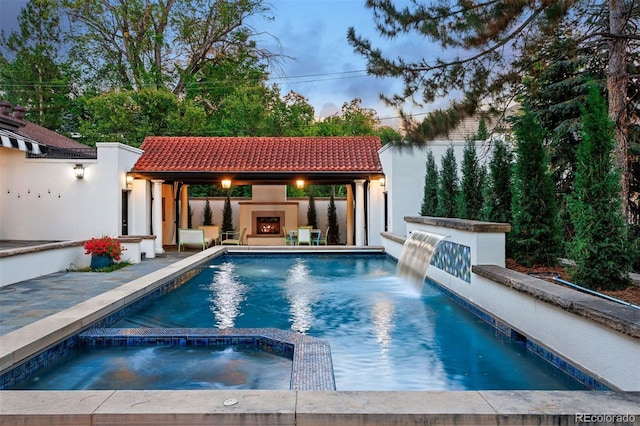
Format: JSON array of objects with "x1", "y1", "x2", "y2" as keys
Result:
[{"x1": 0, "y1": 0, "x2": 435, "y2": 127}]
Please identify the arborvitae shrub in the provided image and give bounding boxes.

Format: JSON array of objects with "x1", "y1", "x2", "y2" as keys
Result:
[
  {"x1": 510, "y1": 108, "x2": 561, "y2": 266},
  {"x1": 327, "y1": 190, "x2": 340, "y2": 244},
  {"x1": 307, "y1": 190, "x2": 318, "y2": 228},
  {"x1": 420, "y1": 151, "x2": 439, "y2": 216},
  {"x1": 458, "y1": 139, "x2": 485, "y2": 219},
  {"x1": 222, "y1": 194, "x2": 233, "y2": 233},
  {"x1": 476, "y1": 118, "x2": 489, "y2": 140},
  {"x1": 436, "y1": 146, "x2": 459, "y2": 218},
  {"x1": 568, "y1": 85, "x2": 635, "y2": 290},
  {"x1": 203, "y1": 199, "x2": 213, "y2": 225},
  {"x1": 481, "y1": 140, "x2": 513, "y2": 224}
]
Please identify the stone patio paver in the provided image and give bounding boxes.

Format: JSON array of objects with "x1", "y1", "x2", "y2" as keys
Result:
[{"x1": 0, "y1": 252, "x2": 190, "y2": 335}]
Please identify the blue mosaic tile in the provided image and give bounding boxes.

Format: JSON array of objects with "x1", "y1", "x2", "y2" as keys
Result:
[
  {"x1": 431, "y1": 241, "x2": 471, "y2": 283},
  {"x1": 525, "y1": 340, "x2": 611, "y2": 391},
  {"x1": 424, "y1": 277, "x2": 611, "y2": 391},
  {"x1": 2, "y1": 326, "x2": 334, "y2": 391}
]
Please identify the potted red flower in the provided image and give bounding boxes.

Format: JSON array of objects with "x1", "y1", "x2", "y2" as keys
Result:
[{"x1": 84, "y1": 236, "x2": 125, "y2": 269}]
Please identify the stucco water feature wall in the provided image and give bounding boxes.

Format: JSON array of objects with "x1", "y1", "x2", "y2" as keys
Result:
[{"x1": 381, "y1": 216, "x2": 640, "y2": 391}]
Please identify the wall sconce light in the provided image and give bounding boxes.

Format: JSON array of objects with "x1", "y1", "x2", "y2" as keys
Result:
[
  {"x1": 296, "y1": 179, "x2": 305, "y2": 189},
  {"x1": 73, "y1": 164, "x2": 84, "y2": 179},
  {"x1": 126, "y1": 174, "x2": 134, "y2": 187},
  {"x1": 379, "y1": 177, "x2": 386, "y2": 187},
  {"x1": 221, "y1": 179, "x2": 232, "y2": 189}
]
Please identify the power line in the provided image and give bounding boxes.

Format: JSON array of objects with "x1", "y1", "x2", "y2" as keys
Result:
[{"x1": 1, "y1": 69, "x2": 374, "y2": 89}]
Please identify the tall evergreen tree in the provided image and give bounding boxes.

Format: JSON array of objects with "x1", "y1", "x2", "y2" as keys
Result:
[
  {"x1": 348, "y1": 0, "x2": 638, "y2": 218},
  {"x1": 420, "y1": 151, "x2": 439, "y2": 216},
  {"x1": 327, "y1": 189, "x2": 340, "y2": 245},
  {"x1": 458, "y1": 139, "x2": 485, "y2": 220},
  {"x1": 307, "y1": 190, "x2": 318, "y2": 229},
  {"x1": 475, "y1": 118, "x2": 489, "y2": 140},
  {"x1": 510, "y1": 108, "x2": 561, "y2": 266},
  {"x1": 0, "y1": 0, "x2": 72, "y2": 129},
  {"x1": 481, "y1": 140, "x2": 513, "y2": 224},
  {"x1": 436, "y1": 146, "x2": 459, "y2": 218},
  {"x1": 203, "y1": 200, "x2": 213, "y2": 226},
  {"x1": 222, "y1": 194, "x2": 234, "y2": 234},
  {"x1": 568, "y1": 85, "x2": 635, "y2": 290}
]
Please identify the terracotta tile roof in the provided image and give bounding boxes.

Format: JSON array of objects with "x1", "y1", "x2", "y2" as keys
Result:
[{"x1": 133, "y1": 136, "x2": 383, "y2": 173}]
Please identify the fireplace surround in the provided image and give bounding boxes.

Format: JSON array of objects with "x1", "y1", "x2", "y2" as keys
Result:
[{"x1": 239, "y1": 191, "x2": 299, "y2": 245}]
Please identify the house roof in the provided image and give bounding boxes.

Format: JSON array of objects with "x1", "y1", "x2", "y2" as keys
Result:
[
  {"x1": 0, "y1": 101, "x2": 92, "y2": 158},
  {"x1": 131, "y1": 136, "x2": 384, "y2": 184},
  {"x1": 17, "y1": 121, "x2": 88, "y2": 150}
]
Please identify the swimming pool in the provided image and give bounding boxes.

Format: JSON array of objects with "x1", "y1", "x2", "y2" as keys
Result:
[{"x1": 97, "y1": 253, "x2": 584, "y2": 391}]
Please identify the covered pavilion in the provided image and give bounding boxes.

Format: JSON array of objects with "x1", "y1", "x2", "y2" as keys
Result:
[{"x1": 129, "y1": 136, "x2": 386, "y2": 252}]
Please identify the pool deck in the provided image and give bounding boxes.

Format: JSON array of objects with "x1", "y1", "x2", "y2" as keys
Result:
[{"x1": 1, "y1": 245, "x2": 639, "y2": 425}]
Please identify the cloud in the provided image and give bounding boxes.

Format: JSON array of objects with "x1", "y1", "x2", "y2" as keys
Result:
[
  {"x1": 259, "y1": 0, "x2": 412, "y2": 118},
  {"x1": 318, "y1": 102, "x2": 339, "y2": 118}
]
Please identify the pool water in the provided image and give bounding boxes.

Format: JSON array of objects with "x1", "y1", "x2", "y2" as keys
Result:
[
  {"x1": 13, "y1": 345, "x2": 292, "y2": 390},
  {"x1": 111, "y1": 254, "x2": 586, "y2": 391}
]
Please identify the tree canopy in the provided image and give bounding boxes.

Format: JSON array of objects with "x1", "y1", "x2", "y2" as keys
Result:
[
  {"x1": 348, "y1": 0, "x2": 639, "y2": 218},
  {"x1": 60, "y1": 0, "x2": 275, "y2": 95},
  {"x1": 0, "y1": 0, "x2": 72, "y2": 129},
  {"x1": 1, "y1": 0, "x2": 401, "y2": 147}
]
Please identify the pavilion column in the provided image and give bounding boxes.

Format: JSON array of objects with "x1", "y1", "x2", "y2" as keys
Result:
[
  {"x1": 346, "y1": 184, "x2": 354, "y2": 245},
  {"x1": 152, "y1": 179, "x2": 165, "y2": 254},
  {"x1": 354, "y1": 179, "x2": 365, "y2": 246},
  {"x1": 180, "y1": 184, "x2": 189, "y2": 229}
]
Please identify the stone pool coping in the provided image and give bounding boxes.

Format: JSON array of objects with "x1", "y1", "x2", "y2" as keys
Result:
[
  {"x1": 79, "y1": 327, "x2": 336, "y2": 391},
  {"x1": 473, "y1": 265, "x2": 640, "y2": 339},
  {"x1": 0, "y1": 246, "x2": 226, "y2": 373},
  {"x1": 1, "y1": 389, "x2": 639, "y2": 425}
]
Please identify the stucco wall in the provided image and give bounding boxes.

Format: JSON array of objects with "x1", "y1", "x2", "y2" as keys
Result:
[
  {"x1": 0, "y1": 143, "x2": 142, "y2": 241},
  {"x1": 378, "y1": 140, "x2": 494, "y2": 237}
]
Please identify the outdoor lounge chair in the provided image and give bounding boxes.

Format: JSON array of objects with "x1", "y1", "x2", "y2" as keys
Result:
[
  {"x1": 221, "y1": 228, "x2": 246, "y2": 245},
  {"x1": 198, "y1": 225, "x2": 221, "y2": 246},
  {"x1": 178, "y1": 228, "x2": 206, "y2": 252}
]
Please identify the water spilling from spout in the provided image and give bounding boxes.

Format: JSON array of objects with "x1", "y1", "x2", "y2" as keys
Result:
[{"x1": 397, "y1": 230, "x2": 447, "y2": 291}]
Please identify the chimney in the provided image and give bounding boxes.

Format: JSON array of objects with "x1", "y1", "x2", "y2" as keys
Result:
[
  {"x1": 0, "y1": 101, "x2": 11, "y2": 116},
  {"x1": 0, "y1": 101, "x2": 27, "y2": 130},
  {"x1": 12, "y1": 105, "x2": 26, "y2": 120}
]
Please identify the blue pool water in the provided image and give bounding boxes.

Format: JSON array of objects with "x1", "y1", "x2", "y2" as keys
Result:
[
  {"x1": 14, "y1": 345, "x2": 292, "y2": 390},
  {"x1": 108, "y1": 254, "x2": 586, "y2": 391}
]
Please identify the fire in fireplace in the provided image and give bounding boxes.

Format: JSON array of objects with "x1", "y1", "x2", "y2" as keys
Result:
[{"x1": 256, "y1": 217, "x2": 281, "y2": 234}]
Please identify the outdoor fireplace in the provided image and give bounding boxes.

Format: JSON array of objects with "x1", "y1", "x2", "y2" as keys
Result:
[
  {"x1": 252, "y1": 210, "x2": 286, "y2": 235},
  {"x1": 256, "y1": 216, "x2": 281, "y2": 234}
]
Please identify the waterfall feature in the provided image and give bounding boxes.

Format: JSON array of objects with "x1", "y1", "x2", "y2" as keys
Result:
[{"x1": 397, "y1": 230, "x2": 447, "y2": 289}]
